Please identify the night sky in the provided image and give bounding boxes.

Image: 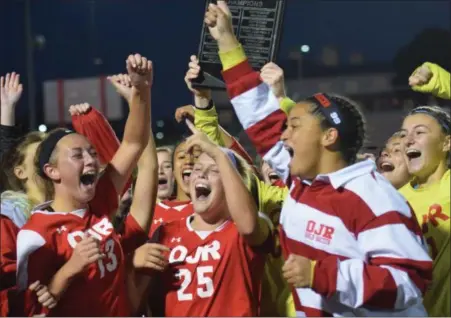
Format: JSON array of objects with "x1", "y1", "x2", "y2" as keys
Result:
[{"x1": 1, "y1": 0, "x2": 450, "y2": 125}]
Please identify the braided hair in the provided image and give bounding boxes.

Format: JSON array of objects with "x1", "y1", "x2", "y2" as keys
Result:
[{"x1": 307, "y1": 93, "x2": 367, "y2": 164}]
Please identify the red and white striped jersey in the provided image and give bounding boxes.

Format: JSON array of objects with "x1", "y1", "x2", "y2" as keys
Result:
[{"x1": 222, "y1": 58, "x2": 433, "y2": 316}]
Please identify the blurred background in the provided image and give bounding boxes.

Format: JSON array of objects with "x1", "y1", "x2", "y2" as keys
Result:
[{"x1": 1, "y1": 0, "x2": 450, "y2": 158}]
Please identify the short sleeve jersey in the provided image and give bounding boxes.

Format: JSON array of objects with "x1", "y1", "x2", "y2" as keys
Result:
[
  {"x1": 16, "y1": 173, "x2": 131, "y2": 317},
  {"x1": 159, "y1": 215, "x2": 267, "y2": 317}
]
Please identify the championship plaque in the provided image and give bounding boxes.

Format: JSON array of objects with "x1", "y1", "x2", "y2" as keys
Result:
[{"x1": 193, "y1": 0, "x2": 286, "y2": 89}]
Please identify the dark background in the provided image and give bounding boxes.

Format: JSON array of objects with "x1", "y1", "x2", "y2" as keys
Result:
[{"x1": 1, "y1": 0, "x2": 450, "y2": 148}]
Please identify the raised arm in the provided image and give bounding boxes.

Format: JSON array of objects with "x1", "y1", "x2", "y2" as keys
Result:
[
  {"x1": 205, "y1": 1, "x2": 291, "y2": 184},
  {"x1": 185, "y1": 120, "x2": 270, "y2": 246},
  {"x1": 106, "y1": 54, "x2": 152, "y2": 194},
  {"x1": 0, "y1": 73, "x2": 24, "y2": 166},
  {"x1": 409, "y1": 62, "x2": 451, "y2": 100}
]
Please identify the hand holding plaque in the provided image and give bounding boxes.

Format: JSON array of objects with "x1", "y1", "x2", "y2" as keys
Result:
[
  {"x1": 195, "y1": 0, "x2": 286, "y2": 90},
  {"x1": 204, "y1": 1, "x2": 239, "y2": 52}
]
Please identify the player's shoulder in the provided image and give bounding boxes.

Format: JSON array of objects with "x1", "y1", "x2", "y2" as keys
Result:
[{"x1": 345, "y1": 169, "x2": 411, "y2": 218}]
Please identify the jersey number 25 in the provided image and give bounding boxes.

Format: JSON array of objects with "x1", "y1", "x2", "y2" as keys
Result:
[{"x1": 177, "y1": 266, "x2": 214, "y2": 301}]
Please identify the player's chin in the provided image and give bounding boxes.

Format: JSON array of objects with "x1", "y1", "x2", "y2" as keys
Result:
[{"x1": 78, "y1": 183, "x2": 97, "y2": 203}]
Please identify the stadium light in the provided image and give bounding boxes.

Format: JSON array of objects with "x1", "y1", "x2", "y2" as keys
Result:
[
  {"x1": 38, "y1": 124, "x2": 47, "y2": 132},
  {"x1": 301, "y1": 45, "x2": 310, "y2": 53},
  {"x1": 156, "y1": 132, "x2": 164, "y2": 140},
  {"x1": 156, "y1": 120, "x2": 165, "y2": 128}
]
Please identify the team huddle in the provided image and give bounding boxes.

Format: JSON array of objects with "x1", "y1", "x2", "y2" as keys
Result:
[{"x1": 0, "y1": 1, "x2": 450, "y2": 317}]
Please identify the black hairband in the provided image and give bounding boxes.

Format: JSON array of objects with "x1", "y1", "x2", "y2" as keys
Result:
[
  {"x1": 306, "y1": 93, "x2": 346, "y2": 135},
  {"x1": 38, "y1": 129, "x2": 74, "y2": 176},
  {"x1": 410, "y1": 109, "x2": 450, "y2": 133}
]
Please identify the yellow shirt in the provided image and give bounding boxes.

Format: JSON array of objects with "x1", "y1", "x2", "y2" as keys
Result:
[{"x1": 399, "y1": 170, "x2": 450, "y2": 317}]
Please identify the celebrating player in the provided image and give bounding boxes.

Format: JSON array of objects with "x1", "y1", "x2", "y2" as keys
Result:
[
  {"x1": 16, "y1": 53, "x2": 155, "y2": 316},
  {"x1": 204, "y1": 1, "x2": 433, "y2": 315},
  {"x1": 398, "y1": 105, "x2": 450, "y2": 317},
  {"x1": 156, "y1": 146, "x2": 175, "y2": 200},
  {"x1": 377, "y1": 132, "x2": 411, "y2": 189},
  {"x1": 135, "y1": 120, "x2": 272, "y2": 316}
]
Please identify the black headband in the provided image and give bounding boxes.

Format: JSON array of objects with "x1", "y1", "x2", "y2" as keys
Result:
[
  {"x1": 410, "y1": 108, "x2": 450, "y2": 133},
  {"x1": 38, "y1": 129, "x2": 74, "y2": 176},
  {"x1": 306, "y1": 93, "x2": 347, "y2": 135}
]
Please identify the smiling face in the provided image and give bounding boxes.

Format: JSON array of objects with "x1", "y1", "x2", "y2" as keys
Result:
[
  {"x1": 377, "y1": 135, "x2": 410, "y2": 189},
  {"x1": 173, "y1": 141, "x2": 201, "y2": 197},
  {"x1": 399, "y1": 113, "x2": 450, "y2": 180},
  {"x1": 44, "y1": 134, "x2": 101, "y2": 204},
  {"x1": 156, "y1": 150, "x2": 174, "y2": 200},
  {"x1": 189, "y1": 153, "x2": 226, "y2": 216},
  {"x1": 280, "y1": 102, "x2": 325, "y2": 179},
  {"x1": 261, "y1": 161, "x2": 280, "y2": 185}
]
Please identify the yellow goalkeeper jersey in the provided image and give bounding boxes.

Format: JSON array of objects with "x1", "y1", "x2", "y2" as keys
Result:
[{"x1": 399, "y1": 169, "x2": 450, "y2": 317}]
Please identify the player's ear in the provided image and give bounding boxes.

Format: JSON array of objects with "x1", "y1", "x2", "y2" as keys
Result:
[{"x1": 43, "y1": 163, "x2": 60, "y2": 181}]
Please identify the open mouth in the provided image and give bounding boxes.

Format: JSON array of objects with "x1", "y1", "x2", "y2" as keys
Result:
[
  {"x1": 80, "y1": 171, "x2": 97, "y2": 187},
  {"x1": 158, "y1": 177, "x2": 168, "y2": 185},
  {"x1": 268, "y1": 172, "x2": 280, "y2": 182},
  {"x1": 379, "y1": 161, "x2": 395, "y2": 172},
  {"x1": 284, "y1": 145, "x2": 294, "y2": 158},
  {"x1": 195, "y1": 183, "x2": 211, "y2": 201},
  {"x1": 182, "y1": 169, "x2": 192, "y2": 184},
  {"x1": 406, "y1": 149, "x2": 422, "y2": 161}
]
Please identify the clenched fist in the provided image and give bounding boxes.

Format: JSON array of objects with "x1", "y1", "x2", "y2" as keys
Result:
[
  {"x1": 126, "y1": 54, "x2": 153, "y2": 89},
  {"x1": 108, "y1": 74, "x2": 132, "y2": 103},
  {"x1": 409, "y1": 63, "x2": 433, "y2": 87},
  {"x1": 204, "y1": 1, "x2": 238, "y2": 51},
  {"x1": 29, "y1": 281, "x2": 57, "y2": 309},
  {"x1": 282, "y1": 254, "x2": 314, "y2": 288},
  {"x1": 68, "y1": 103, "x2": 91, "y2": 116},
  {"x1": 260, "y1": 62, "x2": 286, "y2": 100},
  {"x1": 185, "y1": 55, "x2": 211, "y2": 100},
  {"x1": 175, "y1": 105, "x2": 195, "y2": 123}
]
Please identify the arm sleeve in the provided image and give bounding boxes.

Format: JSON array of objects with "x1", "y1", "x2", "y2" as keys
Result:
[
  {"x1": 411, "y1": 62, "x2": 451, "y2": 100},
  {"x1": 16, "y1": 229, "x2": 56, "y2": 316},
  {"x1": 311, "y1": 211, "x2": 432, "y2": 310},
  {"x1": 220, "y1": 46, "x2": 291, "y2": 184},
  {"x1": 90, "y1": 171, "x2": 119, "y2": 218},
  {"x1": 71, "y1": 107, "x2": 120, "y2": 165},
  {"x1": 194, "y1": 105, "x2": 254, "y2": 165},
  {"x1": 120, "y1": 214, "x2": 149, "y2": 255},
  {"x1": 0, "y1": 216, "x2": 19, "y2": 290},
  {"x1": 255, "y1": 178, "x2": 288, "y2": 224}
]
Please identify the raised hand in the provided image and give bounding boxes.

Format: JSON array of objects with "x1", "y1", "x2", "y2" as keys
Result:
[
  {"x1": 260, "y1": 62, "x2": 286, "y2": 100},
  {"x1": 29, "y1": 281, "x2": 58, "y2": 309},
  {"x1": 65, "y1": 236, "x2": 104, "y2": 276},
  {"x1": 0, "y1": 72, "x2": 23, "y2": 109},
  {"x1": 184, "y1": 55, "x2": 211, "y2": 100},
  {"x1": 185, "y1": 119, "x2": 220, "y2": 158},
  {"x1": 108, "y1": 74, "x2": 132, "y2": 103},
  {"x1": 409, "y1": 63, "x2": 433, "y2": 87},
  {"x1": 126, "y1": 54, "x2": 153, "y2": 89},
  {"x1": 282, "y1": 254, "x2": 313, "y2": 288},
  {"x1": 204, "y1": 1, "x2": 238, "y2": 51},
  {"x1": 68, "y1": 103, "x2": 91, "y2": 116},
  {"x1": 133, "y1": 243, "x2": 170, "y2": 272},
  {"x1": 175, "y1": 105, "x2": 195, "y2": 123}
]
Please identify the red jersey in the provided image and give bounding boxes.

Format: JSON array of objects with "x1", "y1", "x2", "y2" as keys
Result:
[
  {"x1": 16, "y1": 173, "x2": 145, "y2": 317},
  {"x1": 0, "y1": 215, "x2": 18, "y2": 290},
  {"x1": 159, "y1": 215, "x2": 267, "y2": 317},
  {"x1": 149, "y1": 200, "x2": 193, "y2": 236}
]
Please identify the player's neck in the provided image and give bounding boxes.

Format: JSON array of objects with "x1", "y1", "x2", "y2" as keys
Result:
[
  {"x1": 25, "y1": 181, "x2": 45, "y2": 206},
  {"x1": 51, "y1": 191, "x2": 88, "y2": 212},
  {"x1": 191, "y1": 213, "x2": 229, "y2": 231},
  {"x1": 413, "y1": 161, "x2": 447, "y2": 188},
  {"x1": 175, "y1": 187, "x2": 190, "y2": 202}
]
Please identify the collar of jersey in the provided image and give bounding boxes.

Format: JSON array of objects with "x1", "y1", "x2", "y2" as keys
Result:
[
  {"x1": 31, "y1": 200, "x2": 87, "y2": 218},
  {"x1": 312, "y1": 159, "x2": 376, "y2": 189},
  {"x1": 186, "y1": 214, "x2": 230, "y2": 233}
]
